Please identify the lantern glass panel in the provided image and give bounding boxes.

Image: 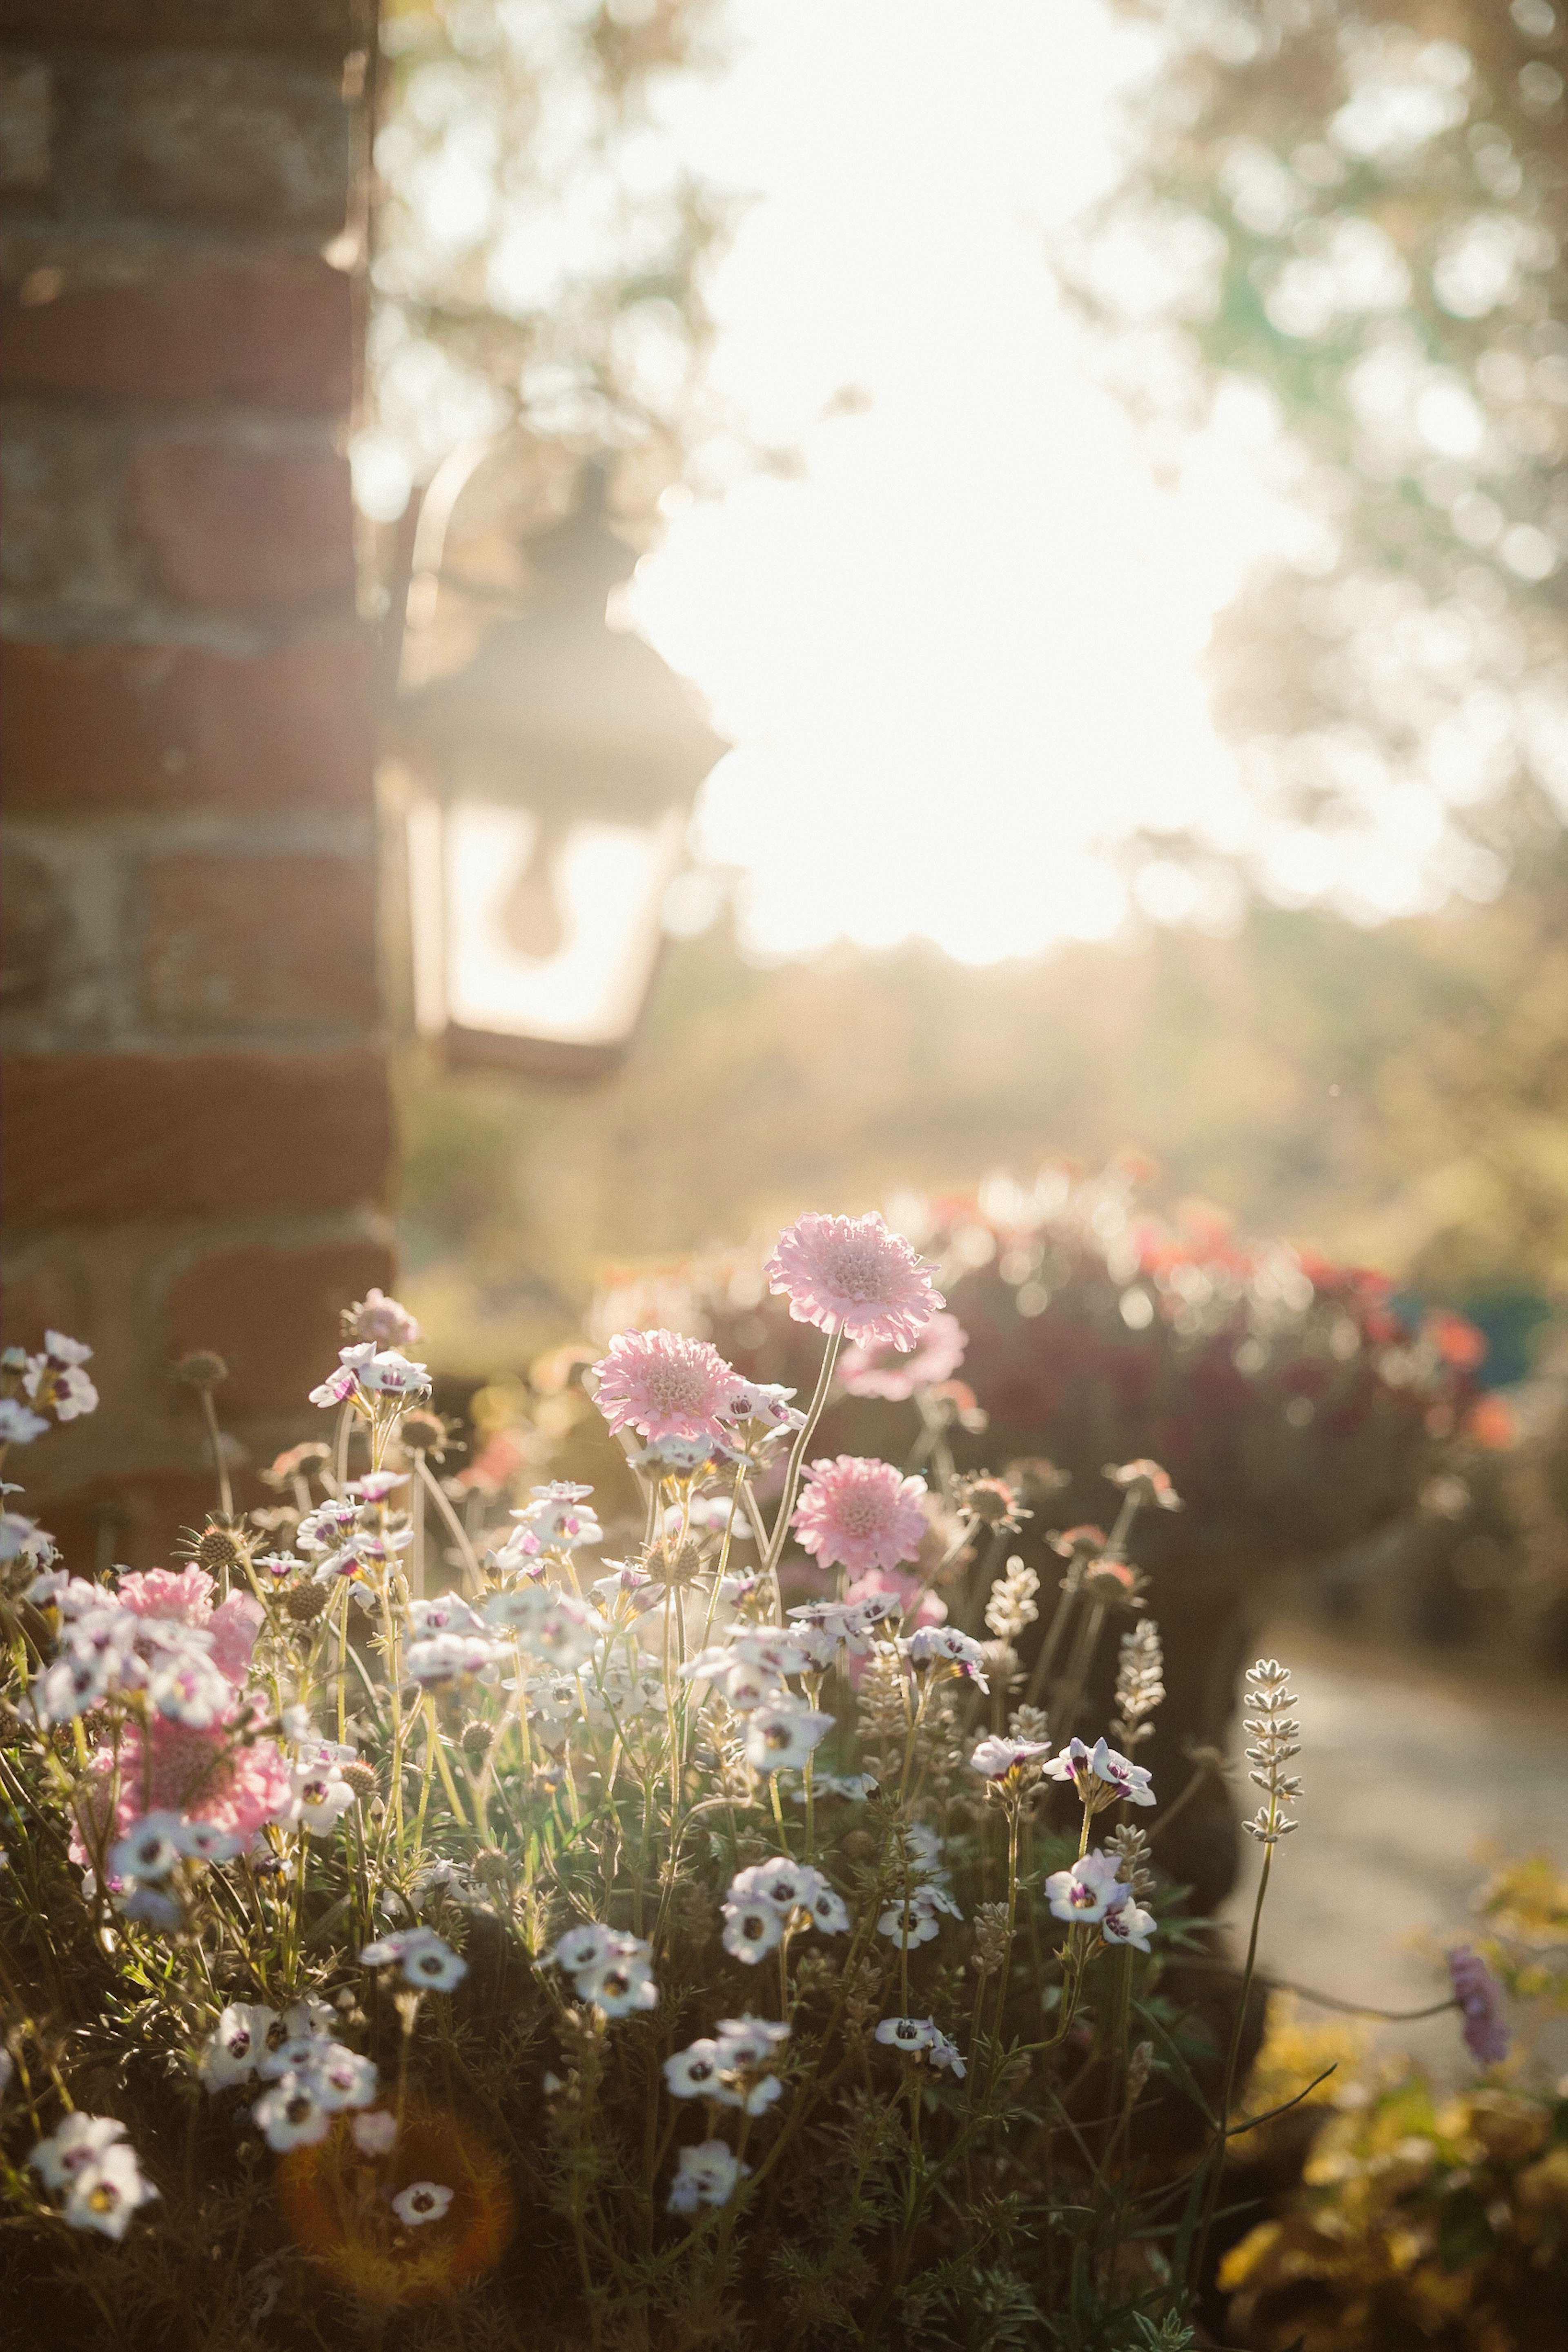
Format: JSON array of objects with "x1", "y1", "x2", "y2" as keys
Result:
[{"x1": 410, "y1": 798, "x2": 686, "y2": 1049}]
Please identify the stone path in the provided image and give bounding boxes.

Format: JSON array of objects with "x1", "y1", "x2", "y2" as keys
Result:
[{"x1": 1222, "y1": 1621, "x2": 1568, "y2": 2082}]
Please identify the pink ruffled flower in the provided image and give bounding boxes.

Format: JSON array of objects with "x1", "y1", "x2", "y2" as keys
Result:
[
  {"x1": 839, "y1": 1312, "x2": 967, "y2": 1401},
  {"x1": 76, "y1": 1711, "x2": 292, "y2": 1855},
  {"x1": 115, "y1": 1567, "x2": 261, "y2": 1687},
  {"x1": 350, "y1": 1287, "x2": 421, "y2": 1347},
  {"x1": 793, "y1": 1457, "x2": 929, "y2": 1576},
  {"x1": 766, "y1": 1213, "x2": 943, "y2": 1350},
  {"x1": 1447, "y1": 1944, "x2": 1510, "y2": 2067},
  {"x1": 591, "y1": 1329, "x2": 738, "y2": 1445}
]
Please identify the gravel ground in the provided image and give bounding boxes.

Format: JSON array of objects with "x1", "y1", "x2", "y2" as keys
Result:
[{"x1": 1221, "y1": 1621, "x2": 1568, "y2": 2082}]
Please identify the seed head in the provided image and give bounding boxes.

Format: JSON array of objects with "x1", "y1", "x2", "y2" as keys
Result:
[
  {"x1": 174, "y1": 1351, "x2": 229, "y2": 1391},
  {"x1": 282, "y1": 1581, "x2": 330, "y2": 1624},
  {"x1": 340, "y1": 1759, "x2": 379, "y2": 1799}
]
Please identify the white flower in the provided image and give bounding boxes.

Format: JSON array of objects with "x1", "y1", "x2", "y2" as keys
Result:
[
  {"x1": 2, "y1": 1511, "x2": 51, "y2": 1565},
  {"x1": 407, "y1": 1596, "x2": 485, "y2": 1639},
  {"x1": 353, "y1": 2109, "x2": 398, "y2": 2156},
  {"x1": 26, "y1": 1358, "x2": 98, "y2": 1421},
  {"x1": 730, "y1": 1630, "x2": 815, "y2": 1679},
  {"x1": 1100, "y1": 1895, "x2": 1158, "y2": 1953},
  {"x1": 668, "y1": 2139, "x2": 749, "y2": 2215},
  {"x1": 62, "y1": 2145, "x2": 156, "y2": 2238},
  {"x1": 405, "y1": 1633, "x2": 500, "y2": 1687},
  {"x1": 715, "y1": 2015, "x2": 791, "y2": 2065},
  {"x1": 31, "y1": 2113, "x2": 126, "y2": 2190},
  {"x1": 664, "y1": 2039, "x2": 727, "y2": 2098},
  {"x1": 898, "y1": 1627, "x2": 989, "y2": 1691},
  {"x1": 722, "y1": 1897, "x2": 784, "y2": 1963},
  {"x1": 176, "y1": 1818, "x2": 244, "y2": 1863},
  {"x1": 290, "y1": 1748, "x2": 359, "y2": 1834},
  {"x1": 969, "y1": 1734, "x2": 1051, "y2": 1782},
  {"x1": 716, "y1": 1380, "x2": 803, "y2": 1433},
  {"x1": 548, "y1": 1923, "x2": 617, "y2": 1975},
  {"x1": 804, "y1": 1882, "x2": 851, "y2": 1934},
  {"x1": 926, "y1": 2027, "x2": 966, "y2": 2078},
  {"x1": 108, "y1": 1812, "x2": 188, "y2": 1884},
  {"x1": 256, "y1": 2033, "x2": 331, "y2": 2082},
  {"x1": 358, "y1": 1349, "x2": 432, "y2": 1396},
  {"x1": 43, "y1": 1329, "x2": 94, "y2": 1367},
  {"x1": 253, "y1": 2075, "x2": 331, "y2": 2150},
  {"x1": 577, "y1": 1943, "x2": 659, "y2": 2019},
  {"x1": 200, "y1": 2004, "x2": 276, "y2": 2090},
  {"x1": 875, "y1": 2016, "x2": 935, "y2": 2053},
  {"x1": 720, "y1": 1658, "x2": 784, "y2": 1712},
  {"x1": 730, "y1": 1858, "x2": 822, "y2": 1914},
  {"x1": 743, "y1": 1698, "x2": 834, "y2": 1775},
  {"x1": 281, "y1": 1995, "x2": 337, "y2": 2041},
  {"x1": 119, "y1": 1885, "x2": 182, "y2": 1930},
  {"x1": 0, "y1": 1397, "x2": 50, "y2": 1444},
  {"x1": 1045, "y1": 1849, "x2": 1126, "y2": 1926},
  {"x1": 310, "y1": 2046, "x2": 379, "y2": 2112},
  {"x1": 1042, "y1": 1736, "x2": 1155, "y2": 1808},
  {"x1": 392, "y1": 2180, "x2": 453, "y2": 2225},
  {"x1": 359, "y1": 1927, "x2": 468, "y2": 1991},
  {"x1": 145, "y1": 1651, "x2": 231, "y2": 1728},
  {"x1": 33, "y1": 1651, "x2": 116, "y2": 1723},
  {"x1": 525, "y1": 1592, "x2": 600, "y2": 1668}
]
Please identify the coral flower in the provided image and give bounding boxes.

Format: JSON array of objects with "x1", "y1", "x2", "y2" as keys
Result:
[
  {"x1": 839, "y1": 1312, "x2": 968, "y2": 1401},
  {"x1": 591, "y1": 1328, "x2": 738, "y2": 1444},
  {"x1": 793, "y1": 1456, "x2": 929, "y2": 1576},
  {"x1": 766, "y1": 1213, "x2": 944, "y2": 1350}
]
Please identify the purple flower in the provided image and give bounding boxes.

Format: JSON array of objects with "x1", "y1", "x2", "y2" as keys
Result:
[{"x1": 1447, "y1": 1944, "x2": 1510, "y2": 2067}]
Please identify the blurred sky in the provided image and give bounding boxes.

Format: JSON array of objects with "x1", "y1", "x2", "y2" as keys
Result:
[{"x1": 625, "y1": 0, "x2": 1277, "y2": 963}]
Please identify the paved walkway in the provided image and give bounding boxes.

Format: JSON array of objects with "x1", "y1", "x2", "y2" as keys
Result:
[{"x1": 1222, "y1": 1621, "x2": 1568, "y2": 2081}]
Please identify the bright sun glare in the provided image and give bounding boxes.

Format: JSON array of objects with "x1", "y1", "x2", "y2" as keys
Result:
[{"x1": 624, "y1": 0, "x2": 1277, "y2": 965}]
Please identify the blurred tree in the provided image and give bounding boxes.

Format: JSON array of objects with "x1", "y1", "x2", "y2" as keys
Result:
[
  {"x1": 1077, "y1": 0, "x2": 1568, "y2": 919},
  {"x1": 360, "y1": 0, "x2": 752, "y2": 520}
]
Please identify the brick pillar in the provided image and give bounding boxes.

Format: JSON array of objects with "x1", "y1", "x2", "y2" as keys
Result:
[{"x1": 0, "y1": 1, "x2": 392, "y2": 1567}]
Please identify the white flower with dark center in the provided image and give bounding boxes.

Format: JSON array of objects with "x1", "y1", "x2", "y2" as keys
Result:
[
  {"x1": 291, "y1": 1748, "x2": 359, "y2": 1835},
  {"x1": 720, "y1": 1658, "x2": 784, "y2": 1712},
  {"x1": 256, "y1": 2033, "x2": 334, "y2": 2082},
  {"x1": 31, "y1": 2113, "x2": 127, "y2": 2190},
  {"x1": 359, "y1": 1927, "x2": 468, "y2": 1991},
  {"x1": 548, "y1": 1923, "x2": 617, "y2": 1975},
  {"x1": 805, "y1": 1882, "x2": 851, "y2": 1933},
  {"x1": 62, "y1": 2144, "x2": 157, "y2": 2238},
  {"x1": 405, "y1": 1632, "x2": 500, "y2": 1688},
  {"x1": 310, "y1": 2047, "x2": 378, "y2": 2112},
  {"x1": 253, "y1": 2073, "x2": 332, "y2": 2150},
  {"x1": 407, "y1": 1596, "x2": 485, "y2": 1639},
  {"x1": 668, "y1": 2139, "x2": 749, "y2": 2215},
  {"x1": 878, "y1": 1883, "x2": 961, "y2": 1946},
  {"x1": 722, "y1": 1896, "x2": 784, "y2": 1963},
  {"x1": 358, "y1": 1349, "x2": 431, "y2": 1397},
  {"x1": 731, "y1": 1630, "x2": 815, "y2": 1679},
  {"x1": 743, "y1": 1698, "x2": 834, "y2": 1775},
  {"x1": 392, "y1": 2180, "x2": 453, "y2": 2225},
  {"x1": 577, "y1": 1942, "x2": 658, "y2": 2019},
  {"x1": 664, "y1": 2038, "x2": 726, "y2": 2098},
  {"x1": 107, "y1": 1812, "x2": 187, "y2": 1884},
  {"x1": 1045, "y1": 1849, "x2": 1126, "y2": 1926},
  {"x1": 968, "y1": 1735, "x2": 1051, "y2": 1785},
  {"x1": 875, "y1": 2016, "x2": 936, "y2": 2053},
  {"x1": 731, "y1": 1859, "x2": 822, "y2": 1914},
  {"x1": 353, "y1": 2109, "x2": 398, "y2": 2156},
  {"x1": 717, "y1": 1379, "x2": 803, "y2": 1433},
  {"x1": 898, "y1": 1627, "x2": 990, "y2": 1691},
  {"x1": 523, "y1": 1593, "x2": 600, "y2": 1668},
  {"x1": 200, "y1": 2004, "x2": 276, "y2": 2090},
  {"x1": 715, "y1": 2015, "x2": 791, "y2": 2066},
  {"x1": 1042, "y1": 1736, "x2": 1155, "y2": 1809},
  {"x1": 176, "y1": 1818, "x2": 244, "y2": 1863},
  {"x1": 1100, "y1": 1896, "x2": 1158, "y2": 1953},
  {"x1": 33, "y1": 1650, "x2": 117, "y2": 1725},
  {"x1": 146, "y1": 1650, "x2": 231, "y2": 1728}
]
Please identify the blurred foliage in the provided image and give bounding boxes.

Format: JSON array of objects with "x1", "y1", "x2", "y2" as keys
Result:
[
  {"x1": 369, "y1": 0, "x2": 759, "y2": 502},
  {"x1": 395, "y1": 825, "x2": 1568, "y2": 1371},
  {"x1": 1080, "y1": 0, "x2": 1568, "y2": 917}
]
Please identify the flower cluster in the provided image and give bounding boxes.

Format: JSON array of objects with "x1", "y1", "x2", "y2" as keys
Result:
[
  {"x1": 546, "y1": 1923, "x2": 658, "y2": 2017},
  {"x1": 722, "y1": 1857, "x2": 849, "y2": 1961}
]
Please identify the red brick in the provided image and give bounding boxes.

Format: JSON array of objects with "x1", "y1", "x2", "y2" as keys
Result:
[
  {"x1": 168, "y1": 1239, "x2": 394, "y2": 1411},
  {"x1": 0, "y1": 636, "x2": 374, "y2": 816},
  {"x1": 1, "y1": 254, "x2": 352, "y2": 409},
  {"x1": 0, "y1": 3, "x2": 354, "y2": 52},
  {"x1": 0, "y1": 1050, "x2": 390, "y2": 1220},
  {"x1": 117, "y1": 57, "x2": 349, "y2": 232},
  {"x1": 140, "y1": 852, "x2": 378, "y2": 1037},
  {"x1": 125, "y1": 435, "x2": 355, "y2": 613}
]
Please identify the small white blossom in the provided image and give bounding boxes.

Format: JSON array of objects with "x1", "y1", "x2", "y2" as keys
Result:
[
  {"x1": 668, "y1": 2139, "x2": 749, "y2": 2215},
  {"x1": 743, "y1": 1697, "x2": 834, "y2": 1775},
  {"x1": 200, "y1": 2004, "x2": 276, "y2": 2090},
  {"x1": 359, "y1": 1927, "x2": 468, "y2": 1991},
  {"x1": 353, "y1": 2109, "x2": 398, "y2": 2155},
  {"x1": 108, "y1": 1812, "x2": 187, "y2": 1884},
  {"x1": 0, "y1": 1397, "x2": 50, "y2": 1444},
  {"x1": 722, "y1": 1897, "x2": 784, "y2": 1964},
  {"x1": 1042, "y1": 1736, "x2": 1156, "y2": 1809},
  {"x1": 1100, "y1": 1896, "x2": 1157, "y2": 1953},
  {"x1": 252, "y1": 2074, "x2": 331, "y2": 2150},
  {"x1": 898, "y1": 1627, "x2": 990, "y2": 1690},
  {"x1": 31, "y1": 2113, "x2": 127, "y2": 2190},
  {"x1": 1045, "y1": 1849, "x2": 1126, "y2": 1926},
  {"x1": 392, "y1": 2180, "x2": 453, "y2": 2225},
  {"x1": 62, "y1": 2145, "x2": 156, "y2": 2238}
]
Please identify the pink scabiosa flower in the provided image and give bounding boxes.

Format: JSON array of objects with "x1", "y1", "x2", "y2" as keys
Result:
[
  {"x1": 1447, "y1": 1944, "x2": 1510, "y2": 2067},
  {"x1": 591, "y1": 1328, "x2": 738, "y2": 1445},
  {"x1": 765, "y1": 1212, "x2": 944, "y2": 1350},
  {"x1": 793, "y1": 1457, "x2": 929, "y2": 1578},
  {"x1": 839, "y1": 1312, "x2": 968, "y2": 1402}
]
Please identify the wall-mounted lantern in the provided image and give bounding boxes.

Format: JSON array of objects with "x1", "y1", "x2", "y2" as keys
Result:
[{"x1": 391, "y1": 458, "x2": 726, "y2": 1076}]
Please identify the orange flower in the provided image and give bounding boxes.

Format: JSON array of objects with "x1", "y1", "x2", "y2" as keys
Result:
[{"x1": 277, "y1": 2105, "x2": 513, "y2": 2306}]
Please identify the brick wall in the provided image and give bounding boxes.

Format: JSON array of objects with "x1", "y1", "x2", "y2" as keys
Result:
[{"x1": 0, "y1": 0, "x2": 392, "y2": 1566}]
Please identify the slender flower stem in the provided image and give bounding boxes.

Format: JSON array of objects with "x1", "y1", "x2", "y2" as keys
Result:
[{"x1": 761, "y1": 1327, "x2": 843, "y2": 1579}]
